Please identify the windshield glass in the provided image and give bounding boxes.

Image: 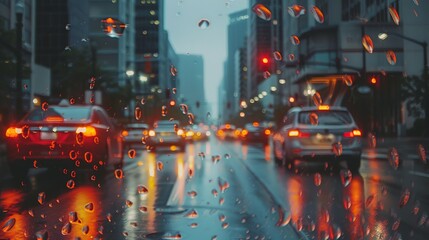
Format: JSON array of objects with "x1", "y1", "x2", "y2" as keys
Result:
[{"x1": 1, "y1": 1, "x2": 428, "y2": 240}]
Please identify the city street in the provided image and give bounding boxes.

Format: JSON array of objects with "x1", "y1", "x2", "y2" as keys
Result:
[{"x1": 1, "y1": 137, "x2": 429, "y2": 239}]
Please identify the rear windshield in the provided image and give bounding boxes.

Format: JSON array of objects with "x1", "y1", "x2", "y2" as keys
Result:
[
  {"x1": 24, "y1": 107, "x2": 91, "y2": 122},
  {"x1": 298, "y1": 110, "x2": 352, "y2": 125},
  {"x1": 127, "y1": 123, "x2": 149, "y2": 129}
]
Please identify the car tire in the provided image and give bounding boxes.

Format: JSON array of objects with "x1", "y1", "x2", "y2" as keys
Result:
[
  {"x1": 9, "y1": 163, "x2": 29, "y2": 180},
  {"x1": 347, "y1": 156, "x2": 361, "y2": 172}
]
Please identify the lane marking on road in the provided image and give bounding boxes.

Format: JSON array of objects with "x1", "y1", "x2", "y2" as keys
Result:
[
  {"x1": 408, "y1": 170, "x2": 429, "y2": 178},
  {"x1": 166, "y1": 162, "x2": 189, "y2": 207}
]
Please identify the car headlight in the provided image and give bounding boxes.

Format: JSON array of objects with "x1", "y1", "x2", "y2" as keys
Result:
[{"x1": 149, "y1": 130, "x2": 156, "y2": 136}]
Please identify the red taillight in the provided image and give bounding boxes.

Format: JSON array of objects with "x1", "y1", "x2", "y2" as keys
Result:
[
  {"x1": 343, "y1": 129, "x2": 362, "y2": 138},
  {"x1": 288, "y1": 129, "x2": 310, "y2": 138},
  {"x1": 264, "y1": 129, "x2": 271, "y2": 135},
  {"x1": 76, "y1": 126, "x2": 97, "y2": 137},
  {"x1": 121, "y1": 130, "x2": 129, "y2": 137},
  {"x1": 241, "y1": 129, "x2": 248, "y2": 137},
  {"x1": 5, "y1": 127, "x2": 21, "y2": 138}
]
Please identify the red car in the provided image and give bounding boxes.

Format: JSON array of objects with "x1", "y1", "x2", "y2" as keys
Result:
[{"x1": 5, "y1": 101, "x2": 124, "y2": 179}]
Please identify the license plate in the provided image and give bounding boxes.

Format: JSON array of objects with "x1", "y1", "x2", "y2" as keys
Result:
[
  {"x1": 160, "y1": 132, "x2": 172, "y2": 136},
  {"x1": 41, "y1": 132, "x2": 57, "y2": 140}
]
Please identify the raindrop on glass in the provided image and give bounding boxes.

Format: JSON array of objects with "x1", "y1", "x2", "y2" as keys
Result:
[
  {"x1": 314, "y1": 173, "x2": 322, "y2": 186},
  {"x1": 66, "y1": 179, "x2": 75, "y2": 189},
  {"x1": 35, "y1": 230, "x2": 49, "y2": 240},
  {"x1": 41, "y1": 102, "x2": 49, "y2": 111},
  {"x1": 28, "y1": 209, "x2": 34, "y2": 217},
  {"x1": 418, "y1": 144, "x2": 427, "y2": 164},
  {"x1": 288, "y1": 5, "x2": 305, "y2": 18},
  {"x1": 343, "y1": 196, "x2": 351, "y2": 209},
  {"x1": 399, "y1": 189, "x2": 410, "y2": 208},
  {"x1": 224, "y1": 153, "x2": 231, "y2": 159},
  {"x1": 312, "y1": 92, "x2": 323, "y2": 106},
  {"x1": 198, "y1": 19, "x2": 210, "y2": 29},
  {"x1": 157, "y1": 161, "x2": 164, "y2": 171},
  {"x1": 368, "y1": 133, "x2": 377, "y2": 148},
  {"x1": 84, "y1": 202, "x2": 94, "y2": 212},
  {"x1": 288, "y1": 54, "x2": 295, "y2": 61},
  {"x1": 134, "y1": 107, "x2": 142, "y2": 120},
  {"x1": 162, "y1": 105, "x2": 167, "y2": 116},
  {"x1": 185, "y1": 209, "x2": 198, "y2": 218},
  {"x1": 187, "y1": 190, "x2": 197, "y2": 198},
  {"x1": 386, "y1": 50, "x2": 397, "y2": 65},
  {"x1": 141, "y1": 97, "x2": 146, "y2": 105},
  {"x1": 139, "y1": 206, "x2": 148, "y2": 213},
  {"x1": 180, "y1": 104, "x2": 188, "y2": 115},
  {"x1": 2, "y1": 218, "x2": 16, "y2": 232},
  {"x1": 212, "y1": 189, "x2": 218, "y2": 197},
  {"x1": 362, "y1": 35, "x2": 374, "y2": 53},
  {"x1": 137, "y1": 185, "x2": 149, "y2": 194},
  {"x1": 68, "y1": 211, "x2": 78, "y2": 223},
  {"x1": 125, "y1": 200, "x2": 133, "y2": 208},
  {"x1": 82, "y1": 225, "x2": 89, "y2": 235},
  {"x1": 21, "y1": 125, "x2": 30, "y2": 139},
  {"x1": 114, "y1": 169, "x2": 123, "y2": 179},
  {"x1": 388, "y1": 147, "x2": 400, "y2": 170},
  {"x1": 38, "y1": 192, "x2": 46, "y2": 205},
  {"x1": 128, "y1": 149, "x2": 136, "y2": 159},
  {"x1": 84, "y1": 152, "x2": 93, "y2": 163},
  {"x1": 332, "y1": 142, "x2": 343, "y2": 156},
  {"x1": 170, "y1": 65, "x2": 178, "y2": 76},
  {"x1": 273, "y1": 51, "x2": 282, "y2": 61},
  {"x1": 65, "y1": 24, "x2": 71, "y2": 30},
  {"x1": 290, "y1": 35, "x2": 300, "y2": 45},
  {"x1": 365, "y1": 195, "x2": 375, "y2": 208},
  {"x1": 263, "y1": 71, "x2": 271, "y2": 79},
  {"x1": 311, "y1": 6, "x2": 324, "y2": 23},
  {"x1": 309, "y1": 112, "x2": 319, "y2": 125},
  {"x1": 388, "y1": 6, "x2": 400, "y2": 25},
  {"x1": 61, "y1": 222, "x2": 71, "y2": 235},
  {"x1": 106, "y1": 213, "x2": 112, "y2": 222},
  {"x1": 343, "y1": 75, "x2": 353, "y2": 86},
  {"x1": 221, "y1": 222, "x2": 229, "y2": 229},
  {"x1": 392, "y1": 218, "x2": 400, "y2": 231},
  {"x1": 413, "y1": 201, "x2": 420, "y2": 215},
  {"x1": 252, "y1": 3, "x2": 272, "y2": 21},
  {"x1": 188, "y1": 113, "x2": 195, "y2": 124},
  {"x1": 69, "y1": 98, "x2": 75, "y2": 105},
  {"x1": 340, "y1": 169, "x2": 352, "y2": 187}
]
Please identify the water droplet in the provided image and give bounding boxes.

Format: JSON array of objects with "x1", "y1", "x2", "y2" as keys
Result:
[
  {"x1": 392, "y1": 218, "x2": 400, "y2": 231},
  {"x1": 273, "y1": 51, "x2": 282, "y2": 61},
  {"x1": 399, "y1": 189, "x2": 410, "y2": 208},
  {"x1": 187, "y1": 190, "x2": 197, "y2": 198},
  {"x1": 84, "y1": 152, "x2": 93, "y2": 163},
  {"x1": 368, "y1": 133, "x2": 377, "y2": 148},
  {"x1": 218, "y1": 177, "x2": 230, "y2": 193},
  {"x1": 383, "y1": 51, "x2": 397, "y2": 67},
  {"x1": 343, "y1": 196, "x2": 351, "y2": 209},
  {"x1": 288, "y1": 54, "x2": 295, "y2": 61},
  {"x1": 170, "y1": 65, "x2": 178, "y2": 76},
  {"x1": 365, "y1": 194, "x2": 375, "y2": 208},
  {"x1": 362, "y1": 35, "x2": 374, "y2": 53},
  {"x1": 179, "y1": 104, "x2": 188, "y2": 115},
  {"x1": 185, "y1": 209, "x2": 198, "y2": 218},
  {"x1": 309, "y1": 112, "x2": 319, "y2": 125},
  {"x1": 128, "y1": 149, "x2": 136, "y2": 159},
  {"x1": 388, "y1": 147, "x2": 400, "y2": 170},
  {"x1": 224, "y1": 153, "x2": 231, "y2": 159},
  {"x1": 114, "y1": 169, "x2": 123, "y2": 179},
  {"x1": 221, "y1": 222, "x2": 229, "y2": 229},
  {"x1": 157, "y1": 161, "x2": 164, "y2": 171},
  {"x1": 263, "y1": 71, "x2": 271, "y2": 79},
  {"x1": 65, "y1": 24, "x2": 71, "y2": 30},
  {"x1": 219, "y1": 197, "x2": 225, "y2": 205},
  {"x1": 188, "y1": 168, "x2": 194, "y2": 178},
  {"x1": 76, "y1": 132, "x2": 84, "y2": 145},
  {"x1": 332, "y1": 142, "x2": 343, "y2": 156},
  {"x1": 187, "y1": 113, "x2": 195, "y2": 124},
  {"x1": 35, "y1": 230, "x2": 49, "y2": 240},
  {"x1": 212, "y1": 155, "x2": 221, "y2": 163},
  {"x1": 82, "y1": 225, "x2": 89, "y2": 235},
  {"x1": 64, "y1": 46, "x2": 71, "y2": 51},
  {"x1": 198, "y1": 19, "x2": 210, "y2": 29},
  {"x1": 418, "y1": 144, "x2": 427, "y2": 164},
  {"x1": 2, "y1": 218, "x2": 16, "y2": 232},
  {"x1": 413, "y1": 0, "x2": 419, "y2": 5},
  {"x1": 125, "y1": 200, "x2": 133, "y2": 207},
  {"x1": 212, "y1": 189, "x2": 218, "y2": 197},
  {"x1": 413, "y1": 201, "x2": 420, "y2": 215},
  {"x1": 314, "y1": 173, "x2": 322, "y2": 186},
  {"x1": 137, "y1": 185, "x2": 148, "y2": 194},
  {"x1": 106, "y1": 213, "x2": 112, "y2": 222},
  {"x1": 323, "y1": 209, "x2": 330, "y2": 223},
  {"x1": 312, "y1": 92, "x2": 322, "y2": 106},
  {"x1": 61, "y1": 222, "x2": 71, "y2": 235},
  {"x1": 41, "y1": 102, "x2": 49, "y2": 111},
  {"x1": 162, "y1": 105, "x2": 167, "y2": 116},
  {"x1": 38, "y1": 192, "x2": 46, "y2": 205},
  {"x1": 252, "y1": 3, "x2": 272, "y2": 21},
  {"x1": 28, "y1": 209, "x2": 34, "y2": 217},
  {"x1": 70, "y1": 170, "x2": 76, "y2": 178},
  {"x1": 290, "y1": 35, "x2": 300, "y2": 45},
  {"x1": 343, "y1": 75, "x2": 353, "y2": 86},
  {"x1": 311, "y1": 6, "x2": 324, "y2": 23},
  {"x1": 141, "y1": 97, "x2": 146, "y2": 105},
  {"x1": 98, "y1": 225, "x2": 104, "y2": 235},
  {"x1": 68, "y1": 211, "x2": 78, "y2": 223},
  {"x1": 134, "y1": 107, "x2": 142, "y2": 120},
  {"x1": 388, "y1": 6, "x2": 400, "y2": 25},
  {"x1": 21, "y1": 125, "x2": 30, "y2": 139},
  {"x1": 340, "y1": 169, "x2": 352, "y2": 187},
  {"x1": 288, "y1": 4, "x2": 305, "y2": 18},
  {"x1": 66, "y1": 179, "x2": 75, "y2": 189},
  {"x1": 84, "y1": 202, "x2": 94, "y2": 212},
  {"x1": 101, "y1": 17, "x2": 127, "y2": 38},
  {"x1": 69, "y1": 98, "x2": 75, "y2": 105}
]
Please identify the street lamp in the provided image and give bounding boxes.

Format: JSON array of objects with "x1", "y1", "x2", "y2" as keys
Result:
[
  {"x1": 15, "y1": 0, "x2": 24, "y2": 118},
  {"x1": 378, "y1": 31, "x2": 429, "y2": 134}
]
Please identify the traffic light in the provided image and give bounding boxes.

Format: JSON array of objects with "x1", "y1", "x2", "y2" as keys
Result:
[
  {"x1": 368, "y1": 74, "x2": 380, "y2": 87},
  {"x1": 258, "y1": 55, "x2": 271, "y2": 72}
]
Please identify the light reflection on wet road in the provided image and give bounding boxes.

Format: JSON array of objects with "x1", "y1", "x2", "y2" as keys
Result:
[{"x1": 1, "y1": 137, "x2": 429, "y2": 239}]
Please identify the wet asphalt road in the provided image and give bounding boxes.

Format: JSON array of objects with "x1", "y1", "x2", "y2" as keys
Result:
[{"x1": 1, "y1": 137, "x2": 429, "y2": 239}]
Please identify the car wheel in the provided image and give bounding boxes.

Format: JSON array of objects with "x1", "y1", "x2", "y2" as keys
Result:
[
  {"x1": 347, "y1": 156, "x2": 361, "y2": 172},
  {"x1": 9, "y1": 163, "x2": 29, "y2": 180}
]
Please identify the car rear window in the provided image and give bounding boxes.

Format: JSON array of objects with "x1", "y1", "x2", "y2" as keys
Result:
[
  {"x1": 298, "y1": 110, "x2": 353, "y2": 125},
  {"x1": 24, "y1": 107, "x2": 91, "y2": 122}
]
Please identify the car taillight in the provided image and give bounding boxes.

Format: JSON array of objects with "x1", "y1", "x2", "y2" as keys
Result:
[
  {"x1": 149, "y1": 130, "x2": 155, "y2": 136},
  {"x1": 76, "y1": 126, "x2": 97, "y2": 137},
  {"x1": 5, "y1": 127, "x2": 22, "y2": 138},
  {"x1": 343, "y1": 129, "x2": 362, "y2": 138},
  {"x1": 185, "y1": 130, "x2": 194, "y2": 137},
  {"x1": 264, "y1": 129, "x2": 271, "y2": 135},
  {"x1": 143, "y1": 130, "x2": 148, "y2": 136},
  {"x1": 241, "y1": 129, "x2": 248, "y2": 137},
  {"x1": 288, "y1": 129, "x2": 310, "y2": 138},
  {"x1": 234, "y1": 130, "x2": 241, "y2": 136},
  {"x1": 121, "y1": 130, "x2": 129, "y2": 137}
]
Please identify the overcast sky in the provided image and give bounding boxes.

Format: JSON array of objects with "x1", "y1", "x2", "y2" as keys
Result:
[{"x1": 164, "y1": 0, "x2": 248, "y2": 117}]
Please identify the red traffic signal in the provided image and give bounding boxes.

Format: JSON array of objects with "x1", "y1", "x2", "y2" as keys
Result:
[
  {"x1": 258, "y1": 55, "x2": 271, "y2": 72},
  {"x1": 368, "y1": 75, "x2": 380, "y2": 87},
  {"x1": 261, "y1": 57, "x2": 269, "y2": 64}
]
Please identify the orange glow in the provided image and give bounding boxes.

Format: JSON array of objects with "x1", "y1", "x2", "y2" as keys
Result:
[
  {"x1": 217, "y1": 130, "x2": 225, "y2": 136},
  {"x1": 225, "y1": 124, "x2": 231, "y2": 129},
  {"x1": 370, "y1": 77, "x2": 377, "y2": 84},
  {"x1": 121, "y1": 130, "x2": 129, "y2": 137},
  {"x1": 264, "y1": 129, "x2": 271, "y2": 135},
  {"x1": 149, "y1": 130, "x2": 155, "y2": 136},
  {"x1": 344, "y1": 129, "x2": 362, "y2": 138},
  {"x1": 45, "y1": 116, "x2": 64, "y2": 122},
  {"x1": 170, "y1": 145, "x2": 178, "y2": 151},
  {"x1": 261, "y1": 57, "x2": 269, "y2": 64},
  {"x1": 241, "y1": 129, "x2": 248, "y2": 137},
  {"x1": 287, "y1": 177, "x2": 303, "y2": 224},
  {"x1": 234, "y1": 129, "x2": 241, "y2": 136},
  {"x1": 76, "y1": 126, "x2": 96, "y2": 137},
  {"x1": 252, "y1": 122, "x2": 260, "y2": 127},
  {"x1": 318, "y1": 105, "x2": 330, "y2": 110},
  {"x1": 289, "y1": 97, "x2": 295, "y2": 103},
  {"x1": 288, "y1": 130, "x2": 299, "y2": 137},
  {"x1": 186, "y1": 131, "x2": 194, "y2": 137},
  {"x1": 0, "y1": 190, "x2": 27, "y2": 239},
  {"x1": 169, "y1": 100, "x2": 176, "y2": 106},
  {"x1": 346, "y1": 175, "x2": 365, "y2": 239},
  {"x1": 352, "y1": 129, "x2": 362, "y2": 136},
  {"x1": 5, "y1": 127, "x2": 20, "y2": 138}
]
